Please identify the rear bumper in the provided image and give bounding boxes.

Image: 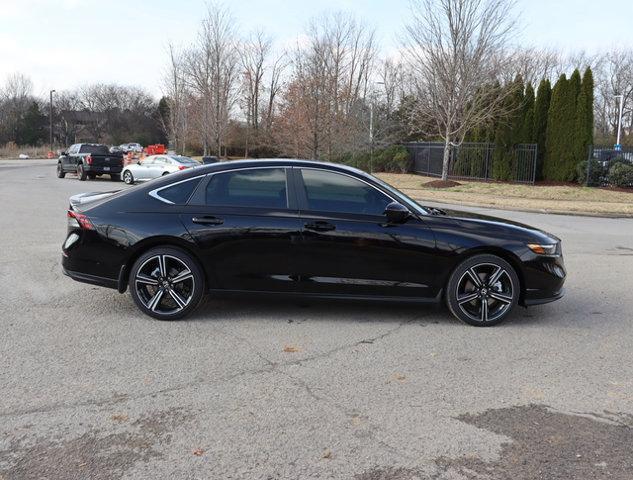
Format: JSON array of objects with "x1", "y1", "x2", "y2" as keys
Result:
[
  {"x1": 84, "y1": 165, "x2": 123, "y2": 174},
  {"x1": 63, "y1": 267, "x2": 119, "y2": 290}
]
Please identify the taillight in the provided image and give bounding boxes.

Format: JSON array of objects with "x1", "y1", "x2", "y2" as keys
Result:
[
  {"x1": 178, "y1": 165, "x2": 187, "y2": 170},
  {"x1": 67, "y1": 210, "x2": 95, "y2": 230},
  {"x1": 85, "y1": 154, "x2": 93, "y2": 165}
]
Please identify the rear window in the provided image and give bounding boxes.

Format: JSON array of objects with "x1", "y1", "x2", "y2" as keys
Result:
[
  {"x1": 79, "y1": 144, "x2": 110, "y2": 155},
  {"x1": 155, "y1": 177, "x2": 202, "y2": 204}
]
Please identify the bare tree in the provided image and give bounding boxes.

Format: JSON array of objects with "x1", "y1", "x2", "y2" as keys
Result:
[
  {"x1": 0, "y1": 73, "x2": 35, "y2": 143},
  {"x1": 239, "y1": 30, "x2": 271, "y2": 155},
  {"x1": 504, "y1": 47, "x2": 562, "y2": 85},
  {"x1": 593, "y1": 49, "x2": 633, "y2": 143},
  {"x1": 279, "y1": 12, "x2": 376, "y2": 159},
  {"x1": 162, "y1": 43, "x2": 189, "y2": 154},
  {"x1": 185, "y1": 3, "x2": 239, "y2": 156},
  {"x1": 403, "y1": 0, "x2": 517, "y2": 180}
]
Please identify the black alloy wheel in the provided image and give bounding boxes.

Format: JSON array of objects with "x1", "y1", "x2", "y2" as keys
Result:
[
  {"x1": 446, "y1": 254, "x2": 519, "y2": 326},
  {"x1": 129, "y1": 247, "x2": 204, "y2": 320}
]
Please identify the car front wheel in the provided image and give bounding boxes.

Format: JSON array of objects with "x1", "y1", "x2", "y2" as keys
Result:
[
  {"x1": 123, "y1": 170, "x2": 134, "y2": 184},
  {"x1": 56, "y1": 162, "x2": 65, "y2": 178},
  {"x1": 129, "y1": 247, "x2": 204, "y2": 320},
  {"x1": 446, "y1": 254, "x2": 519, "y2": 326}
]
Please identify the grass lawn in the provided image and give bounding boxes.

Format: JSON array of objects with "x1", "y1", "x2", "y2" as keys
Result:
[{"x1": 376, "y1": 173, "x2": 633, "y2": 217}]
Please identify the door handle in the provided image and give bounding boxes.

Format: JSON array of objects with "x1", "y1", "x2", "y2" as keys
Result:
[
  {"x1": 192, "y1": 216, "x2": 224, "y2": 225},
  {"x1": 304, "y1": 221, "x2": 335, "y2": 232}
]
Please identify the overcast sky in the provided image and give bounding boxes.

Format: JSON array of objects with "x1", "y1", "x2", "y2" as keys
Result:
[{"x1": 2, "y1": 0, "x2": 632, "y2": 98}]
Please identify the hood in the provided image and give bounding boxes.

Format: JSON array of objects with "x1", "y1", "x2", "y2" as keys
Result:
[{"x1": 425, "y1": 206, "x2": 560, "y2": 243}]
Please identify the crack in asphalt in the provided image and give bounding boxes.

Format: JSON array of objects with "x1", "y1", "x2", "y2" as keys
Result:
[{"x1": 0, "y1": 321, "x2": 410, "y2": 421}]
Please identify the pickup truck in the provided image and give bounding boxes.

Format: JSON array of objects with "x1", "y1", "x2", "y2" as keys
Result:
[{"x1": 57, "y1": 143, "x2": 124, "y2": 181}]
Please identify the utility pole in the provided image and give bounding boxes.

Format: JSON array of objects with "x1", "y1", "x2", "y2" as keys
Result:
[
  {"x1": 368, "y1": 81, "x2": 385, "y2": 173},
  {"x1": 49, "y1": 89, "x2": 56, "y2": 153},
  {"x1": 369, "y1": 103, "x2": 374, "y2": 173},
  {"x1": 614, "y1": 94, "x2": 625, "y2": 150}
]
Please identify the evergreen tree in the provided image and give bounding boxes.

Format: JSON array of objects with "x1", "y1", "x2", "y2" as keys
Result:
[
  {"x1": 493, "y1": 76, "x2": 524, "y2": 180},
  {"x1": 533, "y1": 79, "x2": 551, "y2": 180},
  {"x1": 573, "y1": 67, "x2": 594, "y2": 176},
  {"x1": 544, "y1": 74, "x2": 567, "y2": 180},
  {"x1": 521, "y1": 83, "x2": 535, "y2": 143},
  {"x1": 16, "y1": 101, "x2": 46, "y2": 146}
]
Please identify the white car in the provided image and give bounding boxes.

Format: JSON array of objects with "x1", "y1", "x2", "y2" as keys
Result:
[{"x1": 121, "y1": 155, "x2": 200, "y2": 184}]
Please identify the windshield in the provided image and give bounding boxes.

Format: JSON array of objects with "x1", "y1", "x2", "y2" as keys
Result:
[
  {"x1": 79, "y1": 144, "x2": 110, "y2": 155},
  {"x1": 371, "y1": 175, "x2": 430, "y2": 216},
  {"x1": 169, "y1": 155, "x2": 198, "y2": 165}
]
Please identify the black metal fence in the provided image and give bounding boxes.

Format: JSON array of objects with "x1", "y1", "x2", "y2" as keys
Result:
[
  {"x1": 404, "y1": 142, "x2": 538, "y2": 184},
  {"x1": 586, "y1": 145, "x2": 633, "y2": 187}
]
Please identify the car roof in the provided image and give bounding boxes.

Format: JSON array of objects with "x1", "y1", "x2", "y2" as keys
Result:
[
  {"x1": 129, "y1": 158, "x2": 375, "y2": 194},
  {"x1": 193, "y1": 158, "x2": 368, "y2": 176}
]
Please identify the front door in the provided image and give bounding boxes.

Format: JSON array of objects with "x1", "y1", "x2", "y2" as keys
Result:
[
  {"x1": 293, "y1": 167, "x2": 438, "y2": 299},
  {"x1": 180, "y1": 167, "x2": 301, "y2": 293}
]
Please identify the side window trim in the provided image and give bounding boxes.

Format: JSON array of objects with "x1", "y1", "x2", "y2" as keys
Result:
[{"x1": 296, "y1": 167, "x2": 397, "y2": 216}]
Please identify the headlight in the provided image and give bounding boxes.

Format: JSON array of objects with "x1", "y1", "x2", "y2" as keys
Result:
[{"x1": 527, "y1": 243, "x2": 557, "y2": 255}]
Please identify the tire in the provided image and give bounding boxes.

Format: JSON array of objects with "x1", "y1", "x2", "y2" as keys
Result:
[
  {"x1": 77, "y1": 164, "x2": 88, "y2": 181},
  {"x1": 446, "y1": 254, "x2": 520, "y2": 327},
  {"x1": 88, "y1": 172, "x2": 97, "y2": 180},
  {"x1": 162, "y1": 171, "x2": 169, "y2": 176},
  {"x1": 110, "y1": 173, "x2": 120, "y2": 181},
  {"x1": 123, "y1": 170, "x2": 134, "y2": 185},
  {"x1": 56, "y1": 162, "x2": 65, "y2": 178},
  {"x1": 129, "y1": 246, "x2": 204, "y2": 321}
]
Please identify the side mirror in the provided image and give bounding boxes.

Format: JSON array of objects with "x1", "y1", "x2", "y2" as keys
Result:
[
  {"x1": 384, "y1": 202, "x2": 410, "y2": 224},
  {"x1": 61, "y1": 151, "x2": 67, "y2": 156}
]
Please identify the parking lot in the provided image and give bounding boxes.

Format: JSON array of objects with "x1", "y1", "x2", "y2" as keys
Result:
[{"x1": 1, "y1": 159, "x2": 633, "y2": 479}]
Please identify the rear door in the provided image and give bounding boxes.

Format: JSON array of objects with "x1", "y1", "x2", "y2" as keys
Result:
[
  {"x1": 179, "y1": 167, "x2": 302, "y2": 292},
  {"x1": 293, "y1": 167, "x2": 438, "y2": 298}
]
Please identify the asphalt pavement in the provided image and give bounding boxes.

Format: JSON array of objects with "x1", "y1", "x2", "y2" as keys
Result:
[{"x1": 1, "y1": 159, "x2": 632, "y2": 479}]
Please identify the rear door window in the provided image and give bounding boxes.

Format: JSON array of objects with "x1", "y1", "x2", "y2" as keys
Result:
[
  {"x1": 154, "y1": 178, "x2": 202, "y2": 205},
  {"x1": 205, "y1": 168, "x2": 288, "y2": 209},
  {"x1": 79, "y1": 145, "x2": 110, "y2": 155}
]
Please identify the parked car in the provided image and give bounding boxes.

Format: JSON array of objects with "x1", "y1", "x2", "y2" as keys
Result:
[
  {"x1": 119, "y1": 143, "x2": 143, "y2": 153},
  {"x1": 62, "y1": 159, "x2": 566, "y2": 325},
  {"x1": 121, "y1": 155, "x2": 200, "y2": 184},
  {"x1": 57, "y1": 143, "x2": 123, "y2": 181}
]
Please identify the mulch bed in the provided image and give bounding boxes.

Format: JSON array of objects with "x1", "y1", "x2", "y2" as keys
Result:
[{"x1": 422, "y1": 179, "x2": 461, "y2": 189}]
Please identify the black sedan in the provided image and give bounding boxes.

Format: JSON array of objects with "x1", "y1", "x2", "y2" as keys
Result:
[{"x1": 62, "y1": 160, "x2": 566, "y2": 326}]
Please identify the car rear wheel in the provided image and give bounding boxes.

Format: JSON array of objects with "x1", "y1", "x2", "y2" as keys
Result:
[
  {"x1": 56, "y1": 162, "x2": 65, "y2": 178},
  {"x1": 110, "y1": 173, "x2": 120, "y2": 181},
  {"x1": 123, "y1": 170, "x2": 134, "y2": 184},
  {"x1": 446, "y1": 254, "x2": 519, "y2": 326},
  {"x1": 129, "y1": 247, "x2": 204, "y2": 321},
  {"x1": 77, "y1": 164, "x2": 88, "y2": 181}
]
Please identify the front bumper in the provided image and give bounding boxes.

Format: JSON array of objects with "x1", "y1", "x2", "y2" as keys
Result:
[{"x1": 523, "y1": 288, "x2": 565, "y2": 306}]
